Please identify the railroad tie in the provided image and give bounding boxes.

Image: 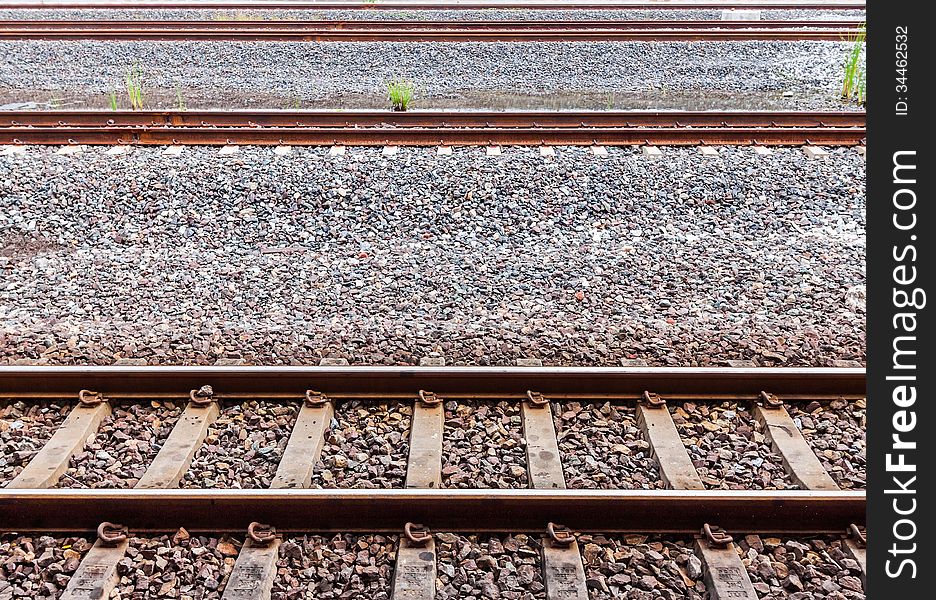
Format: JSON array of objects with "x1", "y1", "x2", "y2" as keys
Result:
[
  {"x1": 405, "y1": 389, "x2": 444, "y2": 489},
  {"x1": 60, "y1": 523, "x2": 130, "y2": 600},
  {"x1": 268, "y1": 390, "x2": 334, "y2": 489},
  {"x1": 7, "y1": 390, "x2": 111, "y2": 489},
  {"x1": 392, "y1": 523, "x2": 437, "y2": 600},
  {"x1": 693, "y1": 525, "x2": 759, "y2": 600},
  {"x1": 517, "y1": 375, "x2": 587, "y2": 600},
  {"x1": 221, "y1": 523, "x2": 282, "y2": 600},
  {"x1": 541, "y1": 523, "x2": 589, "y2": 600},
  {"x1": 392, "y1": 385, "x2": 443, "y2": 598},
  {"x1": 752, "y1": 392, "x2": 839, "y2": 490},
  {"x1": 520, "y1": 391, "x2": 565, "y2": 489},
  {"x1": 842, "y1": 525, "x2": 867, "y2": 588},
  {"x1": 635, "y1": 392, "x2": 705, "y2": 490},
  {"x1": 134, "y1": 386, "x2": 220, "y2": 488}
]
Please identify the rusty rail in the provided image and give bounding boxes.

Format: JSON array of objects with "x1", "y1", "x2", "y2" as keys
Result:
[
  {"x1": 0, "y1": 19, "x2": 863, "y2": 40},
  {"x1": 0, "y1": 2, "x2": 870, "y2": 12},
  {"x1": 0, "y1": 109, "x2": 868, "y2": 128},
  {"x1": 0, "y1": 489, "x2": 865, "y2": 534},
  {"x1": 0, "y1": 365, "x2": 866, "y2": 396},
  {"x1": 0, "y1": 110, "x2": 867, "y2": 146}
]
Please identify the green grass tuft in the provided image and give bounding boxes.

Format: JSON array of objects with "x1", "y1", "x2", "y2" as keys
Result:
[
  {"x1": 125, "y1": 64, "x2": 145, "y2": 111},
  {"x1": 386, "y1": 77, "x2": 415, "y2": 111},
  {"x1": 841, "y1": 23, "x2": 866, "y2": 105},
  {"x1": 108, "y1": 91, "x2": 118, "y2": 111}
]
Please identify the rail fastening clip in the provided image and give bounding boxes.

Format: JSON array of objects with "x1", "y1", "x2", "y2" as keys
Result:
[
  {"x1": 759, "y1": 391, "x2": 783, "y2": 408},
  {"x1": 547, "y1": 522, "x2": 575, "y2": 548},
  {"x1": 97, "y1": 522, "x2": 128, "y2": 547},
  {"x1": 702, "y1": 524, "x2": 734, "y2": 548},
  {"x1": 848, "y1": 524, "x2": 866, "y2": 548},
  {"x1": 641, "y1": 391, "x2": 666, "y2": 408},
  {"x1": 526, "y1": 390, "x2": 548, "y2": 408},
  {"x1": 189, "y1": 385, "x2": 215, "y2": 407},
  {"x1": 305, "y1": 390, "x2": 329, "y2": 408},
  {"x1": 418, "y1": 390, "x2": 442, "y2": 407},
  {"x1": 78, "y1": 389, "x2": 104, "y2": 407},
  {"x1": 247, "y1": 522, "x2": 277, "y2": 547},
  {"x1": 404, "y1": 522, "x2": 432, "y2": 547}
]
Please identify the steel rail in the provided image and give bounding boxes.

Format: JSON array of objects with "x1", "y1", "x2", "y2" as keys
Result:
[
  {"x1": 0, "y1": 24, "x2": 860, "y2": 40},
  {"x1": 0, "y1": 366, "x2": 866, "y2": 395},
  {"x1": 0, "y1": 3, "x2": 870, "y2": 12},
  {"x1": 0, "y1": 489, "x2": 865, "y2": 534},
  {"x1": 0, "y1": 125, "x2": 867, "y2": 145},
  {"x1": 0, "y1": 109, "x2": 868, "y2": 128},
  {"x1": 0, "y1": 19, "x2": 865, "y2": 29}
]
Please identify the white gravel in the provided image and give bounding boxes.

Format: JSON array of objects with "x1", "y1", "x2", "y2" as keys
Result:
[
  {"x1": 0, "y1": 39, "x2": 857, "y2": 110},
  {"x1": 0, "y1": 145, "x2": 865, "y2": 367}
]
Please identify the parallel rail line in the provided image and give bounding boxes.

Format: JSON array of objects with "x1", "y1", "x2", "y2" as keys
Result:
[
  {"x1": 0, "y1": 2, "x2": 870, "y2": 12},
  {"x1": 0, "y1": 109, "x2": 867, "y2": 146},
  {"x1": 0, "y1": 18, "x2": 864, "y2": 40},
  {"x1": 1, "y1": 366, "x2": 867, "y2": 599}
]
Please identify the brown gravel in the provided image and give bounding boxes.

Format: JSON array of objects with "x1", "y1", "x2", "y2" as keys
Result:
[
  {"x1": 274, "y1": 534, "x2": 396, "y2": 599},
  {"x1": 0, "y1": 401, "x2": 70, "y2": 487},
  {"x1": 436, "y1": 533, "x2": 544, "y2": 600},
  {"x1": 0, "y1": 535, "x2": 92, "y2": 598},
  {"x1": 788, "y1": 399, "x2": 866, "y2": 489},
  {"x1": 554, "y1": 402, "x2": 663, "y2": 489},
  {"x1": 311, "y1": 401, "x2": 411, "y2": 489},
  {"x1": 442, "y1": 400, "x2": 527, "y2": 489},
  {"x1": 579, "y1": 534, "x2": 706, "y2": 600},
  {"x1": 738, "y1": 535, "x2": 865, "y2": 599},
  {"x1": 670, "y1": 401, "x2": 796, "y2": 490},
  {"x1": 180, "y1": 401, "x2": 297, "y2": 489},
  {"x1": 113, "y1": 531, "x2": 239, "y2": 599},
  {"x1": 55, "y1": 401, "x2": 182, "y2": 488}
]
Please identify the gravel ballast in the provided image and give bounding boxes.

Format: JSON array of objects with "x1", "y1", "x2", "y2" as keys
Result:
[
  {"x1": 441, "y1": 400, "x2": 527, "y2": 488},
  {"x1": 671, "y1": 401, "x2": 796, "y2": 490},
  {"x1": 0, "y1": 400, "x2": 69, "y2": 486},
  {"x1": 55, "y1": 401, "x2": 182, "y2": 488},
  {"x1": 275, "y1": 534, "x2": 396, "y2": 600},
  {"x1": 113, "y1": 531, "x2": 239, "y2": 599},
  {"x1": 554, "y1": 401, "x2": 663, "y2": 489},
  {"x1": 311, "y1": 401, "x2": 411, "y2": 488},
  {"x1": 436, "y1": 533, "x2": 544, "y2": 600},
  {"x1": 579, "y1": 534, "x2": 706, "y2": 600},
  {"x1": 0, "y1": 535, "x2": 92, "y2": 598},
  {"x1": 0, "y1": 39, "x2": 856, "y2": 111},
  {"x1": 180, "y1": 401, "x2": 297, "y2": 488},
  {"x1": 788, "y1": 398, "x2": 866, "y2": 489},
  {"x1": 738, "y1": 535, "x2": 865, "y2": 599},
  {"x1": 0, "y1": 145, "x2": 865, "y2": 367}
]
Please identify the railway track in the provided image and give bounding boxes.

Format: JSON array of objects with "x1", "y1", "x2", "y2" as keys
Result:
[
  {"x1": 1, "y1": 366, "x2": 866, "y2": 599},
  {"x1": 0, "y1": 2, "x2": 870, "y2": 12},
  {"x1": 0, "y1": 109, "x2": 867, "y2": 146},
  {"x1": 0, "y1": 18, "x2": 863, "y2": 41}
]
